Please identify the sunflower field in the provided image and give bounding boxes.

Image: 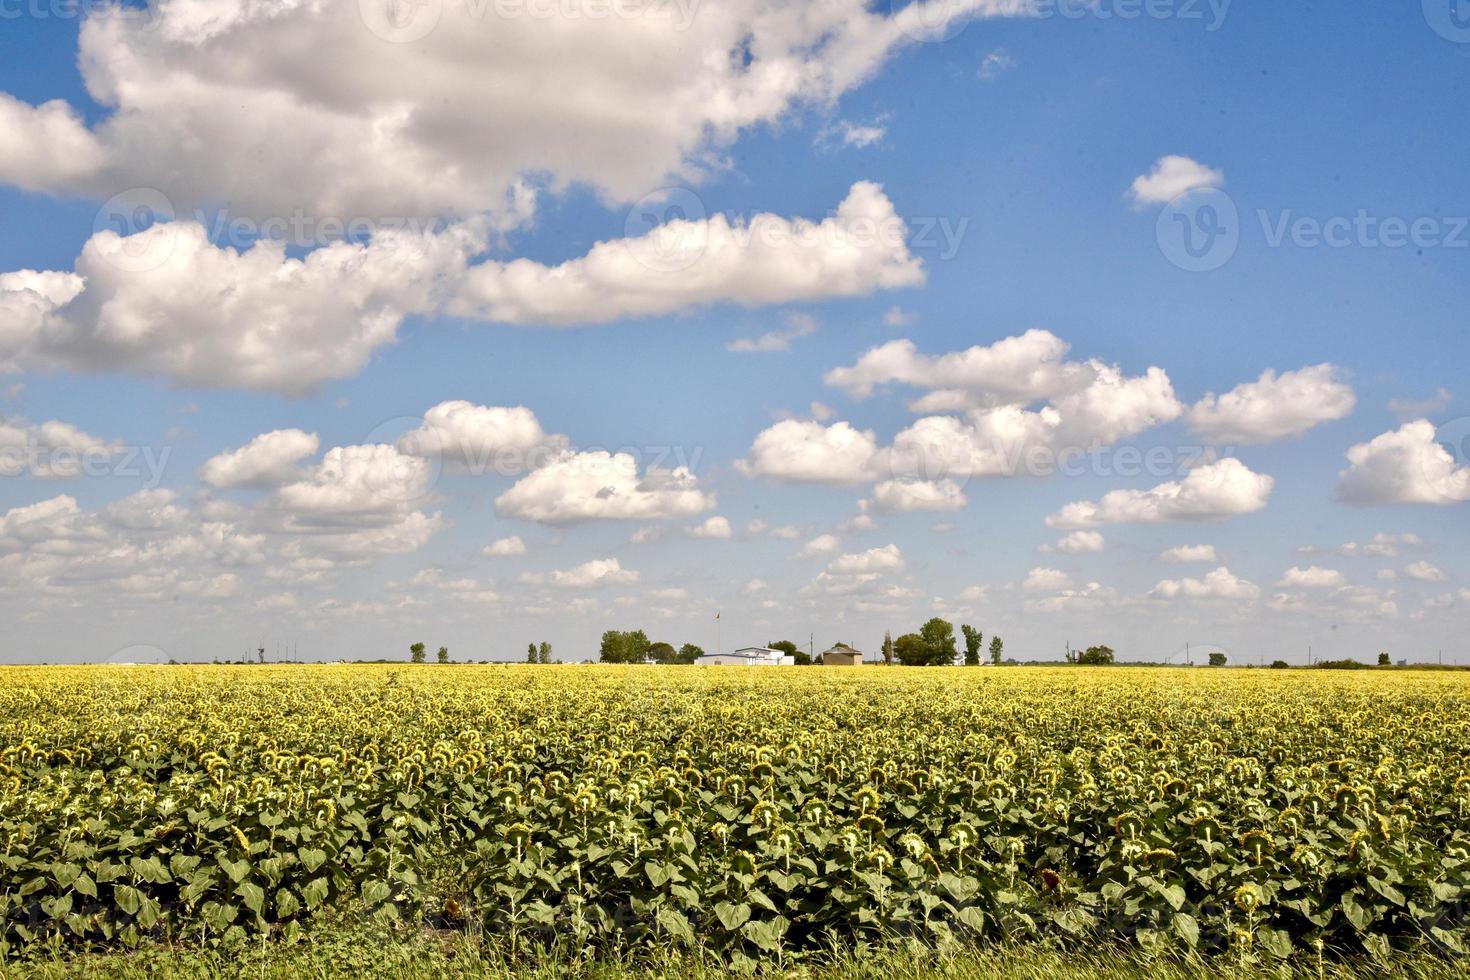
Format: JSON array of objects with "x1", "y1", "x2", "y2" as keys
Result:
[{"x1": 2, "y1": 664, "x2": 1469, "y2": 966}]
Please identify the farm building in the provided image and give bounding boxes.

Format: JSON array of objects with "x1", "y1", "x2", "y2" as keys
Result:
[
  {"x1": 821, "y1": 644, "x2": 863, "y2": 666},
  {"x1": 694, "y1": 646, "x2": 796, "y2": 666}
]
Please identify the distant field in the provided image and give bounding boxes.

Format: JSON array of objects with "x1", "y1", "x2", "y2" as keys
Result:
[{"x1": 2, "y1": 665, "x2": 1468, "y2": 971}]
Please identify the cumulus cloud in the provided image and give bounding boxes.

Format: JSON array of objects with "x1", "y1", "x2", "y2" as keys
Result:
[
  {"x1": 1276, "y1": 566, "x2": 1347, "y2": 589},
  {"x1": 1388, "y1": 388, "x2": 1452, "y2": 422},
  {"x1": 1404, "y1": 561, "x2": 1447, "y2": 583},
  {"x1": 274, "y1": 445, "x2": 433, "y2": 523},
  {"x1": 687, "y1": 516, "x2": 733, "y2": 539},
  {"x1": 1129, "y1": 155, "x2": 1224, "y2": 206},
  {"x1": 1339, "y1": 532, "x2": 1424, "y2": 558},
  {"x1": 1050, "y1": 530, "x2": 1105, "y2": 554},
  {"x1": 495, "y1": 451, "x2": 715, "y2": 524},
  {"x1": 870, "y1": 478, "x2": 968, "y2": 513},
  {"x1": 200, "y1": 429, "x2": 320, "y2": 489},
  {"x1": 1024, "y1": 567, "x2": 1073, "y2": 592},
  {"x1": 0, "y1": 417, "x2": 120, "y2": 478},
  {"x1": 397, "y1": 401, "x2": 567, "y2": 471},
  {"x1": 796, "y1": 533, "x2": 842, "y2": 558},
  {"x1": 0, "y1": 223, "x2": 479, "y2": 394},
  {"x1": 1160, "y1": 544, "x2": 1219, "y2": 563},
  {"x1": 0, "y1": 1, "x2": 1028, "y2": 222},
  {"x1": 727, "y1": 313, "x2": 819, "y2": 354},
  {"x1": 739, "y1": 419, "x2": 879, "y2": 485},
  {"x1": 525, "y1": 558, "x2": 639, "y2": 590},
  {"x1": 1151, "y1": 566, "x2": 1260, "y2": 600},
  {"x1": 1, "y1": 186, "x2": 921, "y2": 392},
  {"x1": 827, "y1": 544, "x2": 905, "y2": 575},
  {"x1": 452, "y1": 183, "x2": 923, "y2": 325},
  {"x1": 483, "y1": 535, "x2": 527, "y2": 557},
  {"x1": 1336, "y1": 420, "x2": 1470, "y2": 506},
  {"x1": 1047, "y1": 458, "x2": 1274, "y2": 528},
  {"x1": 1189, "y1": 364, "x2": 1355, "y2": 444}
]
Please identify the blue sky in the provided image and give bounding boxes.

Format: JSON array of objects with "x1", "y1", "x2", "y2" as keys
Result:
[{"x1": 0, "y1": 0, "x2": 1466, "y2": 663}]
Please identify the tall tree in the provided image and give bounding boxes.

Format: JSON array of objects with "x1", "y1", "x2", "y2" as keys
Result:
[
  {"x1": 436, "y1": 645, "x2": 449, "y2": 664},
  {"x1": 527, "y1": 642, "x2": 538, "y2": 663},
  {"x1": 677, "y1": 643, "x2": 704, "y2": 663},
  {"x1": 538, "y1": 641, "x2": 553, "y2": 664},
  {"x1": 882, "y1": 631, "x2": 894, "y2": 666},
  {"x1": 1078, "y1": 645, "x2": 1114, "y2": 666},
  {"x1": 919, "y1": 617, "x2": 959, "y2": 666},
  {"x1": 893, "y1": 633, "x2": 928, "y2": 666},
  {"x1": 409, "y1": 642, "x2": 426, "y2": 664},
  {"x1": 989, "y1": 635, "x2": 1004, "y2": 666},
  {"x1": 961, "y1": 625, "x2": 983, "y2": 667},
  {"x1": 599, "y1": 629, "x2": 651, "y2": 664},
  {"x1": 647, "y1": 641, "x2": 679, "y2": 664}
]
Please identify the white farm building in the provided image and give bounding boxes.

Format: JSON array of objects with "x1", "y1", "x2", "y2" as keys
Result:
[{"x1": 694, "y1": 646, "x2": 796, "y2": 666}]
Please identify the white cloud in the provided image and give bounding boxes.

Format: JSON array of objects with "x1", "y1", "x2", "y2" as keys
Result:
[
  {"x1": 0, "y1": 94, "x2": 105, "y2": 192},
  {"x1": 1052, "y1": 530, "x2": 1105, "y2": 554},
  {"x1": 274, "y1": 444, "x2": 432, "y2": 523},
  {"x1": 1129, "y1": 155, "x2": 1224, "y2": 207},
  {"x1": 1388, "y1": 388, "x2": 1452, "y2": 422},
  {"x1": 740, "y1": 419, "x2": 879, "y2": 485},
  {"x1": 979, "y1": 48, "x2": 1017, "y2": 80},
  {"x1": 0, "y1": 417, "x2": 120, "y2": 478},
  {"x1": 796, "y1": 533, "x2": 842, "y2": 558},
  {"x1": 200, "y1": 429, "x2": 320, "y2": 489},
  {"x1": 883, "y1": 306, "x2": 916, "y2": 328},
  {"x1": 1048, "y1": 458, "x2": 1274, "y2": 528},
  {"x1": 870, "y1": 478, "x2": 968, "y2": 513},
  {"x1": 527, "y1": 558, "x2": 639, "y2": 590},
  {"x1": 809, "y1": 402, "x2": 837, "y2": 422},
  {"x1": 837, "y1": 120, "x2": 886, "y2": 148},
  {"x1": 1160, "y1": 544, "x2": 1219, "y2": 563},
  {"x1": 102, "y1": 488, "x2": 190, "y2": 531},
  {"x1": 688, "y1": 516, "x2": 733, "y2": 539},
  {"x1": 742, "y1": 578, "x2": 768, "y2": 595},
  {"x1": 483, "y1": 535, "x2": 527, "y2": 557},
  {"x1": 0, "y1": 2, "x2": 1026, "y2": 222},
  {"x1": 825, "y1": 331, "x2": 1182, "y2": 480},
  {"x1": 1340, "y1": 532, "x2": 1424, "y2": 558},
  {"x1": 727, "y1": 313, "x2": 818, "y2": 353},
  {"x1": 452, "y1": 183, "x2": 923, "y2": 325},
  {"x1": 1024, "y1": 567, "x2": 1073, "y2": 593},
  {"x1": 827, "y1": 544, "x2": 904, "y2": 575},
  {"x1": 1189, "y1": 364, "x2": 1355, "y2": 444},
  {"x1": 495, "y1": 450, "x2": 715, "y2": 524},
  {"x1": 1276, "y1": 566, "x2": 1347, "y2": 589},
  {"x1": 397, "y1": 401, "x2": 567, "y2": 471},
  {"x1": 1151, "y1": 566, "x2": 1260, "y2": 600},
  {"x1": 1, "y1": 222, "x2": 478, "y2": 394},
  {"x1": 1336, "y1": 420, "x2": 1470, "y2": 506},
  {"x1": 1025, "y1": 581, "x2": 1117, "y2": 613},
  {"x1": 1404, "y1": 561, "x2": 1447, "y2": 583}
]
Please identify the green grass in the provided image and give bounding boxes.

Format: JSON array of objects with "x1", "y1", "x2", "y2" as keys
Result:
[{"x1": 2, "y1": 918, "x2": 1462, "y2": 980}]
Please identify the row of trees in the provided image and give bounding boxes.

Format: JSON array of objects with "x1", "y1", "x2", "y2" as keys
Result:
[
  {"x1": 880, "y1": 619, "x2": 1004, "y2": 667},
  {"x1": 598, "y1": 630, "x2": 705, "y2": 664},
  {"x1": 408, "y1": 642, "x2": 450, "y2": 664},
  {"x1": 526, "y1": 642, "x2": 554, "y2": 664}
]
